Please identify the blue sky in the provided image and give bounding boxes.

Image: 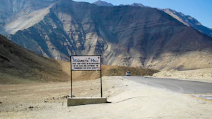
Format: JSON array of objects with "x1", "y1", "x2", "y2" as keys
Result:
[{"x1": 74, "y1": 0, "x2": 212, "y2": 28}]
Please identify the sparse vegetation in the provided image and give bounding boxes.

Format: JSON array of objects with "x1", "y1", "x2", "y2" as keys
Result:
[
  {"x1": 58, "y1": 60, "x2": 159, "y2": 82},
  {"x1": 102, "y1": 65, "x2": 158, "y2": 76}
]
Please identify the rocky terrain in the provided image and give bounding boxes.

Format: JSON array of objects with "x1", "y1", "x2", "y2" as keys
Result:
[
  {"x1": 0, "y1": 0, "x2": 212, "y2": 71},
  {"x1": 94, "y1": 1, "x2": 212, "y2": 37},
  {"x1": 93, "y1": 0, "x2": 113, "y2": 7},
  {"x1": 0, "y1": 0, "x2": 57, "y2": 34},
  {"x1": 0, "y1": 33, "x2": 157, "y2": 84},
  {"x1": 153, "y1": 68, "x2": 212, "y2": 83},
  {"x1": 162, "y1": 8, "x2": 212, "y2": 37}
]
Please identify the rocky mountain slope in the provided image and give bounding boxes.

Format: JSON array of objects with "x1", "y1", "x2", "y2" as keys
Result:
[
  {"x1": 0, "y1": 34, "x2": 157, "y2": 84},
  {"x1": 162, "y1": 8, "x2": 212, "y2": 37},
  {"x1": 3, "y1": 0, "x2": 212, "y2": 71},
  {"x1": 94, "y1": 1, "x2": 145, "y2": 7},
  {"x1": 93, "y1": 1, "x2": 212, "y2": 37},
  {"x1": 0, "y1": 34, "x2": 69, "y2": 84},
  {"x1": 0, "y1": 0, "x2": 57, "y2": 34},
  {"x1": 130, "y1": 3, "x2": 145, "y2": 7},
  {"x1": 93, "y1": 0, "x2": 113, "y2": 7}
]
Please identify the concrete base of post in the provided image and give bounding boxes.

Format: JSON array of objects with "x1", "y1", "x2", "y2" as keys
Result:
[{"x1": 67, "y1": 97, "x2": 107, "y2": 106}]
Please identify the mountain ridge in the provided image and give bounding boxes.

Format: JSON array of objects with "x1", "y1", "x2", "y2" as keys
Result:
[
  {"x1": 6, "y1": 0, "x2": 212, "y2": 71},
  {"x1": 93, "y1": 0, "x2": 212, "y2": 37},
  {"x1": 162, "y1": 8, "x2": 212, "y2": 37},
  {"x1": 0, "y1": 33, "x2": 158, "y2": 84},
  {"x1": 0, "y1": 0, "x2": 57, "y2": 34},
  {"x1": 93, "y1": 0, "x2": 113, "y2": 6}
]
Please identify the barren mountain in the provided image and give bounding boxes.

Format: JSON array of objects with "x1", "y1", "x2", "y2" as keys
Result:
[
  {"x1": 93, "y1": 0, "x2": 113, "y2": 7},
  {"x1": 93, "y1": 1, "x2": 212, "y2": 37},
  {"x1": 3, "y1": 0, "x2": 212, "y2": 71},
  {"x1": 0, "y1": 0, "x2": 57, "y2": 34},
  {"x1": 0, "y1": 34, "x2": 157, "y2": 84},
  {"x1": 0, "y1": 34, "x2": 69, "y2": 84},
  {"x1": 130, "y1": 3, "x2": 145, "y2": 7},
  {"x1": 162, "y1": 8, "x2": 212, "y2": 37},
  {"x1": 94, "y1": 1, "x2": 145, "y2": 7}
]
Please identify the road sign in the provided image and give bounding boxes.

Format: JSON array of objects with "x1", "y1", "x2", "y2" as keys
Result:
[
  {"x1": 71, "y1": 56, "x2": 101, "y2": 71},
  {"x1": 70, "y1": 55, "x2": 103, "y2": 98}
]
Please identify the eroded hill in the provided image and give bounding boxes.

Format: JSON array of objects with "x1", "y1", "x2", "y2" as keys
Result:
[
  {"x1": 0, "y1": 34, "x2": 157, "y2": 84},
  {"x1": 7, "y1": 0, "x2": 212, "y2": 71},
  {"x1": 0, "y1": 34, "x2": 69, "y2": 84}
]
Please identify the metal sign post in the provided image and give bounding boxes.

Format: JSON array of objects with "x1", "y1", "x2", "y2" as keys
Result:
[
  {"x1": 70, "y1": 55, "x2": 102, "y2": 98},
  {"x1": 100, "y1": 57, "x2": 102, "y2": 97}
]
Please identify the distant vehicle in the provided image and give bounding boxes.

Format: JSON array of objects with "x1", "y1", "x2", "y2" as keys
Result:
[{"x1": 126, "y1": 71, "x2": 131, "y2": 76}]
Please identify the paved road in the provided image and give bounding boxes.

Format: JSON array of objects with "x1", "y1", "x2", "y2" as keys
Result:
[{"x1": 123, "y1": 76, "x2": 212, "y2": 100}]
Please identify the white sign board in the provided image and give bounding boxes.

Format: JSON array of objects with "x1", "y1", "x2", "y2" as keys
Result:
[{"x1": 71, "y1": 56, "x2": 101, "y2": 71}]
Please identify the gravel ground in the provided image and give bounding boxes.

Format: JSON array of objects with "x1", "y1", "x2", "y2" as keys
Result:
[
  {"x1": 154, "y1": 68, "x2": 212, "y2": 83},
  {"x1": 0, "y1": 76, "x2": 212, "y2": 119}
]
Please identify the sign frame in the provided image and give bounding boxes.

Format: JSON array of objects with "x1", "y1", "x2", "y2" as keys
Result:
[
  {"x1": 71, "y1": 55, "x2": 101, "y2": 71},
  {"x1": 70, "y1": 55, "x2": 103, "y2": 98}
]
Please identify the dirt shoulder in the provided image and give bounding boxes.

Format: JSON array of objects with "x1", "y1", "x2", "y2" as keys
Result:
[
  {"x1": 153, "y1": 68, "x2": 212, "y2": 83},
  {"x1": 0, "y1": 76, "x2": 212, "y2": 119}
]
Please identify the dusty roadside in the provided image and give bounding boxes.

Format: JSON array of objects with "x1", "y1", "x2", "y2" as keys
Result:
[
  {"x1": 0, "y1": 76, "x2": 212, "y2": 119},
  {"x1": 153, "y1": 68, "x2": 212, "y2": 83}
]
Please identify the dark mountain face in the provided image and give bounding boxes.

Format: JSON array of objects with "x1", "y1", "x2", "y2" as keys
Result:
[
  {"x1": 3, "y1": 0, "x2": 212, "y2": 71},
  {"x1": 0, "y1": 0, "x2": 57, "y2": 34},
  {"x1": 93, "y1": 0, "x2": 113, "y2": 6},
  {"x1": 93, "y1": 1, "x2": 144, "y2": 7},
  {"x1": 0, "y1": 34, "x2": 68, "y2": 84},
  {"x1": 162, "y1": 8, "x2": 212, "y2": 37},
  {"x1": 93, "y1": 1, "x2": 212, "y2": 37},
  {"x1": 130, "y1": 3, "x2": 145, "y2": 7}
]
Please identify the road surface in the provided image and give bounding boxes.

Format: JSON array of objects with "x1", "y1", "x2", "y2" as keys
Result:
[{"x1": 123, "y1": 76, "x2": 212, "y2": 100}]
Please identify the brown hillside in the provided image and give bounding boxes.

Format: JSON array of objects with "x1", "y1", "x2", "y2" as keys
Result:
[
  {"x1": 0, "y1": 34, "x2": 158, "y2": 84},
  {"x1": 8, "y1": 0, "x2": 212, "y2": 71},
  {"x1": 0, "y1": 35, "x2": 69, "y2": 84},
  {"x1": 58, "y1": 60, "x2": 158, "y2": 81}
]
